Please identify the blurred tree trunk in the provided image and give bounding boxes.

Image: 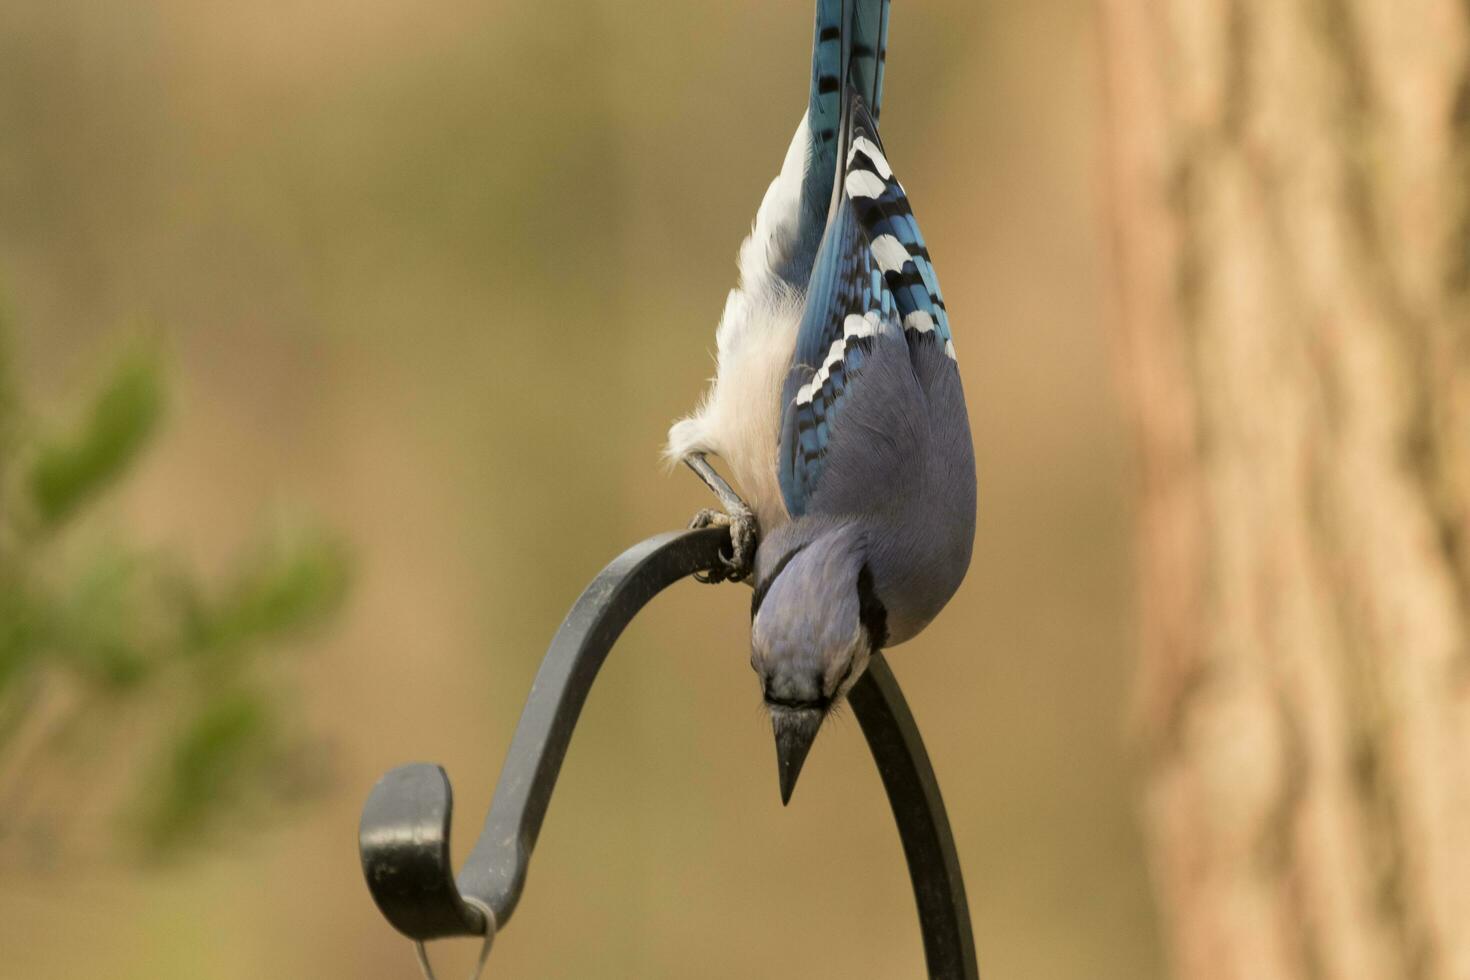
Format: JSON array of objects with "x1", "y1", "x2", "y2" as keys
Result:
[{"x1": 1100, "y1": 2, "x2": 1470, "y2": 978}]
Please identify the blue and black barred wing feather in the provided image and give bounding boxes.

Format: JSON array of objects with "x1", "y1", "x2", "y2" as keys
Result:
[
  {"x1": 778, "y1": 91, "x2": 954, "y2": 518},
  {"x1": 843, "y1": 100, "x2": 953, "y2": 354},
  {"x1": 778, "y1": 202, "x2": 883, "y2": 514}
]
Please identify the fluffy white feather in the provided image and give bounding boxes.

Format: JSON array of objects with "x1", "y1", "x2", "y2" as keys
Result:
[{"x1": 664, "y1": 114, "x2": 812, "y2": 534}]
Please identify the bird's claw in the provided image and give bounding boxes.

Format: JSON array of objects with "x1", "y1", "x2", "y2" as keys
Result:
[{"x1": 689, "y1": 507, "x2": 758, "y2": 584}]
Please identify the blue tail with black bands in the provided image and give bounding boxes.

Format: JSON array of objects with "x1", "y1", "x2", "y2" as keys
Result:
[
  {"x1": 806, "y1": 0, "x2": 889, "y2": 202},
  {"x1": 783, "y1": 0, "x2": 890, "y2": 287}
]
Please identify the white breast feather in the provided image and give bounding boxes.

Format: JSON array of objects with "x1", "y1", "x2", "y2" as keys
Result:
[{"x1": 664, "y1": 114, "x2": 811, "y2": 534}]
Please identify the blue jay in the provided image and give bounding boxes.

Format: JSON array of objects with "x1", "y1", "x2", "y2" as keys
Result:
[{"x1": 667, "y1": 0, "x2": 975, "y2": 803}]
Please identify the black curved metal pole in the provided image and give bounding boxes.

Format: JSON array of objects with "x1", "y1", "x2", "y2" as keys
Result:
[
  {"x1": 849, "y1": 656, "x2": 979, "y2": 979},
  {"x1": 359, "y1": 527, "x2": 979, "y2": 978}
]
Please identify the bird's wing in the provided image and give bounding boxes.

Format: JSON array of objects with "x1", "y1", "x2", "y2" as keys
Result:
[{"x1": 778, "y1": 91, "x2": 954, "y2": 517}]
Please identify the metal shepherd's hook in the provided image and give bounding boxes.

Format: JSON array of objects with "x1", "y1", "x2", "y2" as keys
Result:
[{"x1": 357, "y1": 527, "x2": 979, "y2": 979}]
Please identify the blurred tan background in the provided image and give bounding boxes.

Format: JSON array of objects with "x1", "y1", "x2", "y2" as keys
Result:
[{"x1": 0, "y1": 0, "x2": 1161, "y2": 977}]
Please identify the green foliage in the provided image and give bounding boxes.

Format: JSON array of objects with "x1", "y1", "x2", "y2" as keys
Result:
[
  {"x1": 181, "y1": 526, "x2": 351, "y2": 661},
  {"x1": 0, "y1": 321, "x2": 350, "y2": 861},
  {"x1": 134, "y1": 688, "x2": 274, "y2": 855},
  {"x1": 28, "y1": 352, "x2": 164, "y2": 528}
]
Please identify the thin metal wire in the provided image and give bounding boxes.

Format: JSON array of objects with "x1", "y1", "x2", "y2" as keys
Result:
[
  {"x1": 464, "y1": 900, "x2": 495, "y2": 980},
  {"x1": 413, "y1": 940, "x2": 434, "y2": 980},
  {"x1": 412, "y1": 902, "x2": 494, "y2": 980}
]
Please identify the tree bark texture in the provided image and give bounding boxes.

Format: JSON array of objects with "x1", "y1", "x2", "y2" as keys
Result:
[{"x1": 1100, "y1": 2, "x2": 1470, "y2": 978}]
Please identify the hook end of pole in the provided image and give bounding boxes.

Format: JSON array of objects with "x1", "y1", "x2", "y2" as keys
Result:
[{"x1": 359, "y1": 763, "x2": 493, "y2": 942}]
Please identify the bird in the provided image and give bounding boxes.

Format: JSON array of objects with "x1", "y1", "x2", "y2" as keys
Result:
[{"x1": 665, "y1": 0, "x2": 975, "y2": 804}]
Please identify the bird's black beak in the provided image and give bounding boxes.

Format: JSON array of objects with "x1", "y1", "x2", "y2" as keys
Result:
[{"x1": 770, "y1": 705, "x2": 825, "y2": 805}]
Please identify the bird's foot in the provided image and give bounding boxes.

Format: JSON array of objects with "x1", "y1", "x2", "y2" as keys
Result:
[{"x1": 689, "y1": 506, "x2": 758, "y2": 584}]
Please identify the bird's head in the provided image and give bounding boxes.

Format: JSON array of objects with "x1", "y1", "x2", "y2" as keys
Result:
[{"x1": 749, "y1": 522, "x2": 887, "y2": 804}]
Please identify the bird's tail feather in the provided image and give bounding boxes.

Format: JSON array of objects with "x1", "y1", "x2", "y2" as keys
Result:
[{"x1": 802, "y1": 0, "x2": 890, "y2": 230}]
